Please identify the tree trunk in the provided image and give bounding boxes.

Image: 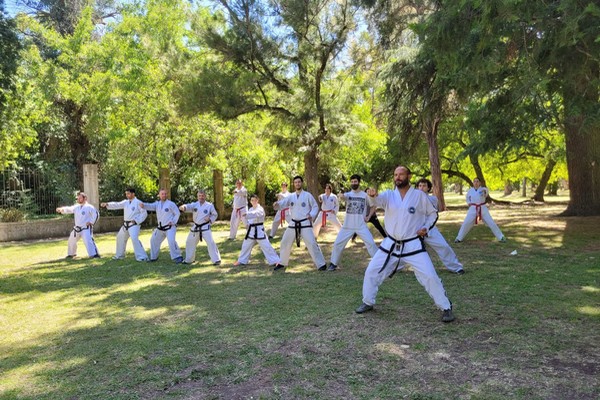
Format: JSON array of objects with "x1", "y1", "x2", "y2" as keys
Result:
[
  {"x1": 533, "y1": 159, "x2": 557, "y2": 202},
  {"x1": 425, "y1": 118, "x2": 446, "y2": 210},
  {"x1": 213, "y1": 169, "x2": 225, "y2": 219},
  {"x1": 257, "y1": 178, "x2": 266, "y2": 207},
  {"x1": 521, "y1": 177, "x2": 527, "y2": 197},
  {"x1": 561, "y1": 62, "x2": 600, "y2": 216},
  {"x1": 60, "y1": 99, "x2": 90, "y2": 188},
  {"x1": 304, "y1": 148, "x2": 320, "y2": 197},
  {"x1": 504, "y1": 181, "x2": 513, "y2": 196},
  {"x1": 469, "y1": 154, "x2": 486, "y2": 187}
]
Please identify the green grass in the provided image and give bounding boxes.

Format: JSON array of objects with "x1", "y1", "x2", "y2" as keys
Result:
[{"x1": 1, "y1": 203, "x2": 599, "y2": 399}]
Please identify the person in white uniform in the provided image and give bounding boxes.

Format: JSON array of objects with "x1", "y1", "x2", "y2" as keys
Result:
[
  {"x1": 229, "y1": 179, "x2": 248, "y2": 240},
  {"x1": 328, "y1": 175, "x2": 378, "y2": 271},
  {"x1": 234, "y1": 194, "x2": 281, "y2": 267},
  {"x1": 355, "y1": 166, "x2": 455, "y2": 323},
  {"x1": 179, "y1": 189, "x2": 221, "y2": 265},
  {"x1": 273, "y1": 175, "x2": 327, "y2": 271},
  {"x1": 56, "y1": 191, "x2": 100, "y2": 258},
  {"x1": 101, "y1": 188, "x2": 148, "y2": 261},
  {"x1": 312, "y1": 183, "x2": 342, "y2": 238},
  {"x1": 416, "y1": 178, "x2": 464, "y2": 274},
  {"x1": 269, "y1": 182, "x2": 291, "y2": 238},
  {"x1": 454, "y1": 177, "x2": 506, "y2": 243},
  {"x1": 142, "y1": 189, "x2": 183, "y2": 263}
]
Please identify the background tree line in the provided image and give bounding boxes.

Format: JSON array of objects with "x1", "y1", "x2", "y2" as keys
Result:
[{"x1": 0, "y1": 0, "x2": 596, "y2": 216}]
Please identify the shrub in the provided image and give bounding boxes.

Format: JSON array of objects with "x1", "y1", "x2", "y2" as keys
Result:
[{"x1": 1, "y1": 208, "x2": 25, "y2": 222}]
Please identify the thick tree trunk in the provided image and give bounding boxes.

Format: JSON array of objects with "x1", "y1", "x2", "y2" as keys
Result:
[
  {"x1": 425, "y1": 118, "x2": 446, "y2": 210},
  {"x1": 533, "y1": 159, "x2": 557, "y2": 202},
  {"x1": 257, "y1": 178, "x2": 266, "y2": 206},
  {"x1": 561, "y1": 63, "x2": 600, "y2": 216},
  {"x1": 213, "y1": 169, "x2": 225, "y2": 219},
  {"x1": 304, "y1": 148, "x2": 320, "y2": 198},
  {"x1": 60, "y1": 99, "x2": 90, "y2": 188},
  {"x1": 563, "y1": 121, "x2": 600, "y2": 215}
]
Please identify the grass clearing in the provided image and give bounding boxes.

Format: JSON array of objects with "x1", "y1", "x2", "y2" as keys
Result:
[{"x1": 1, "y1": 202, "x2": 599, "y2": 399}]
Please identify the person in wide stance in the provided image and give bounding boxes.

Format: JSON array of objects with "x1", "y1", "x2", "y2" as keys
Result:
[
  {"x1": 141, "y1": 189, "x2": 183, "y2": 264},
  {"x1": 101, "y1": 188, "x2": 148, "y2": 261},
  {"x1": 56, "y1": 191, "x2": 100, "y2": 259},
  {"x1": 416, "y1": 178, "x2": 464, "y2": 274},
  {"x1": 454, "y1": 177, "x2": 506, "y2": 243},
  {"x1": 328, "y1": 175, "x2": 378, "y2": 271},
  {"x1": 356, "y1": 166, "x2": 455, "y2": 323},
  {"x1": 234, "y1": 194, "x2": 281, "y2": 268}
]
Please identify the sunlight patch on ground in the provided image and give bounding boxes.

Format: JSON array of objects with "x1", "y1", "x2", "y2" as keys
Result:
[
  {"x1": 581, "y1": 286, "x2": 600, "y2": 293},
  {"x1": 375, "y1": 342, "x2": 410, "y2": 358},
  {"x1": 110, "y1": 277, "x2": 172, "y2": 293},
  {"x1": 0, "y1": 357, "x2": 86, "y2": 398},
  {"x1": 576, "y1": 306, "x2": 600, "y2": 316}
]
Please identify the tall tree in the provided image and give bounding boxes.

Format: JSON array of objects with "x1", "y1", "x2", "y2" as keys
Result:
[
  {"x1": 362, "y1": 0, "x2": 452, "y2": 208},
  {"x1": 420, "y1": 0, "x2": 600, "y2": 215},
  {"x1": 182, "y1": 0, "x2": 359, "y2": 195},
  {"x1": 0, "y1": 0, "x2": 20, "y2": 112}
]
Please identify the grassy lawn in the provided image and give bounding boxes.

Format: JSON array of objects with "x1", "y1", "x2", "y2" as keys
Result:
[{"x1": 1, "y1": 201, "x2": 599, "y2": 399}]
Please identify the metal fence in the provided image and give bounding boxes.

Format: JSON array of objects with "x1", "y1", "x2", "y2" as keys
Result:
[{"x1": 0, "y1": 168, "x2": 80, "y2": 217}]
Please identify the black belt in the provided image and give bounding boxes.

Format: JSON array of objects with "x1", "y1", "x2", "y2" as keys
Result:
[
  {"x1": 287, "y1": 218, "x2": 312, "y2": 247},
  {"x1": 245, "y1": 223, "x2": 266, "y2": 240},
  {"x1": 157, "y1": 223, "x2": 174, "y2": 231},
  {"x1": 73, "y1": 226, "x2": 89, "y2": 233},
  {"x1": 191, "y1": 221, "x2": 210, "y2": 241},
  {"x1": 378, "y1": 235, "x2": 425, "y2": 278},
  {"x1": 123, "y1": 220, "x2": 137, "y2": 230}
]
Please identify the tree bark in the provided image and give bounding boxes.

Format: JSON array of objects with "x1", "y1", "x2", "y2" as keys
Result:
[
  {"x1": 213, "y1": 169, "x2": 225, "y2": 219},
  {"x1": 425, "y1": 117, "x2": 446, "y2": 210},
  {"x1": 521, "y1": 177, "x2": 527, "y2": 197},
  {"x1": 561, "y1": 60, "x2": 600, "y2": 216},
  {"x1": 533, "y1": 159, "x2": 556, "y2": 202},
  {"x1": 304, "y1": 147, "x2": 320, "y2": 198},
  {"x1": 257, "y1": 178, "x2": 266, "y2": 207},
  {"x1": 60, "y1": 99, "x2": 90, "y2": 188}
]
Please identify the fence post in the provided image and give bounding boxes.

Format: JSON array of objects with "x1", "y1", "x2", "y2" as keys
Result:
[{"x1": 83, "y1": 164, "x2": 99, "y2": 209}]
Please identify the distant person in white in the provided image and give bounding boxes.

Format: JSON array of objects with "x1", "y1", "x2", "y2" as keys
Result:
[
  {"x1": 56, "y1": 191, "x2": 100, "y2": 258},
  {"x1": 234, "y1": 194, "x2": 281, "y2": 268},
  {"x1": 269, "y1": 182, "x2": 291, "y2": 238},
  {"x1": 312, "y1": 183, "x2": 342, "y2": 238},
  {"x1": 101, "y1": 188, "x2": 148, "y2": 261},
  {"x1": 455, "y1": 177, "x2": 506, "y2": 243},
  {"x1": 355, "y1": 166, "x2": 455, "y2": 323},
  {"x1": 141, "y1": 189, "x2": 183, "y2": 263},
  {"x1": 179, "y1": 190, "x2": 221, "y2": 265},
  {"x1": 328, "y1": 174, "x2": 378, "y2": 271},
  {"x1": 416, "y1": 178, "x2": 464, "y2": 274},
  {"x1": 229, "y1": 179, "x2": 248, "y2": 240}
]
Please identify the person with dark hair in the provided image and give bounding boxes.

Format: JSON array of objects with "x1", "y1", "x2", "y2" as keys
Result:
[
  {"x1": 273, "y1": 175, "x2": 327, "y2": 271},
  {"x1": 56, "y1": 191, "x2": 100, "y2": 258},
  {"x1": 101, "y1": 188, "x2": 148, "y2": 261},
  {"x1": 141, "y1": 189, "x2": 183, "y2": 264},
  {"x1": 416, "y1": 178, "x2": 464, "y2": 274},
  {"x1": 269, "y1": 182, "x2": 291, "y2": 239},
  {"x1": 355, "y1": 166, "x2": 455, "y2": 323},
  {"x1": 313, "y1": 183, "x2": 342, "y2": 238},
  {"x1": 229, "y1": 179, "x2": 248, "y2": 240},
  {"x1": 328, "y1": 175, "x2": 378, "y2": 271},
  {"x1": 179, "y1": 190, "x2": 221, "y2": 265},
  {"x1": 234, "y1": 194, "x2": 281, "y2": 268},
  {"x1": 455, "y1": 178, "x2": 506, "y2": 243}
]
